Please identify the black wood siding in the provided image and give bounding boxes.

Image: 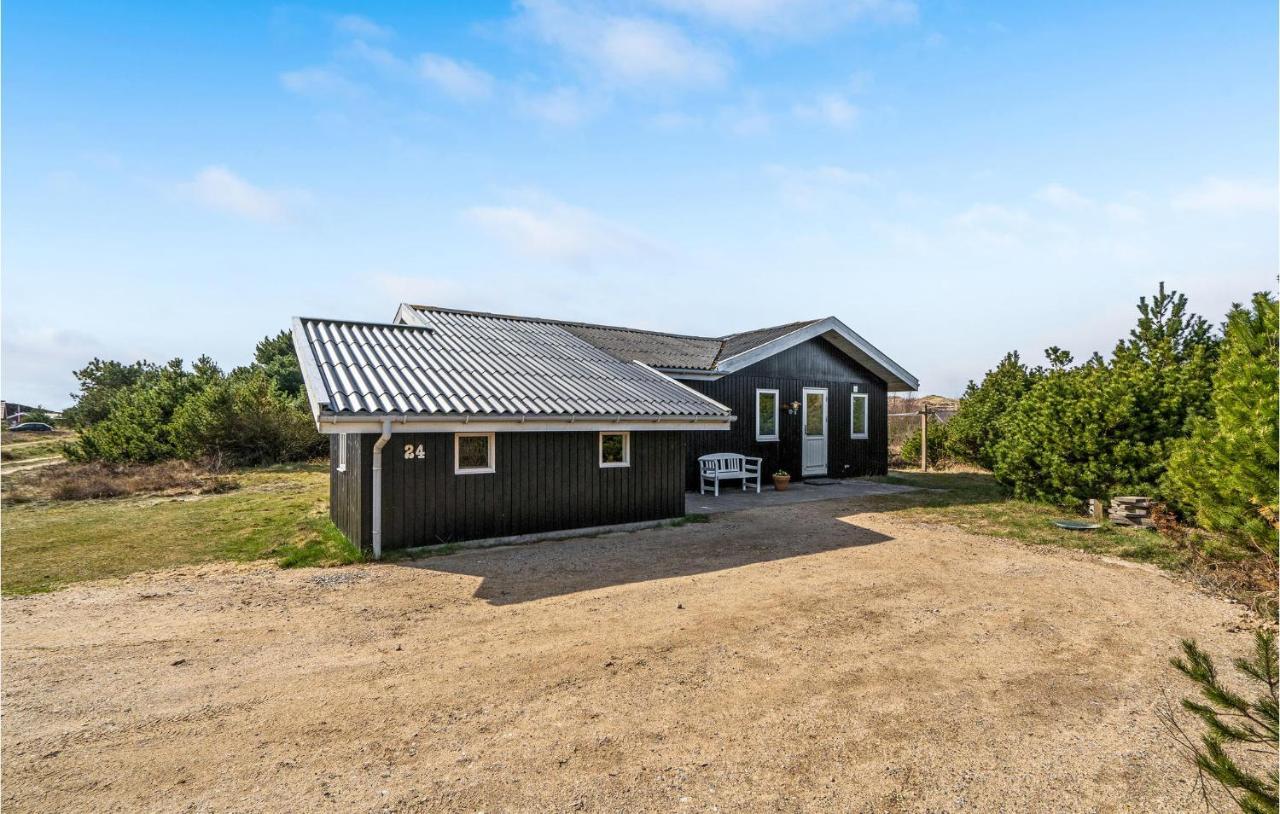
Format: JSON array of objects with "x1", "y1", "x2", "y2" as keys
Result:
[
  {"x1": 337, "y1": 430, "x2": 687, "y2": 552},
  {"x1": 329, "y1": 432, "x2": 366, "y2": 546},
  {"x1": 681, "y1": 337, "x2": 888, "y2": 488}
]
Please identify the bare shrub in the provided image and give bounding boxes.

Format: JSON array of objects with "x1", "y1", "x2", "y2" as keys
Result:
[{"x1": 4, "y1": 460, "x2": 239, "y2": 504}]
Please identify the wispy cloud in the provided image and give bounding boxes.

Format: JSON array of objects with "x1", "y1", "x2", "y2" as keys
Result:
[
  {"x1": 649, "y1": 0, "x2": 918, "y2": 36},
  {"x1": 279, "y1": 67, "x2": 363, "y2": 99},
  {"x1": 1172, "y1": 177, "x2": 1277, "y2": 214},
  {"x1": 518, "y1": 0, "x2": 730, "y2": 90},
  {"x1": 767, "y1": 164, "x2": 872, "y2": 207},
  {"x1": 417, "y1": 53, "x2": 494, "y2": 100},
  {"x1": 519, "y1": 86, "x2": 598, "y2": 125},
  {"x1": 180, "y1": 166, "x2": 295, "y2": 223},
  {"x1": 793, "y1": 92, "x2": 858, "y2": 128},
  {"x1": 463, "y1": 194, "x2": 658, "y2": 267},
  {"x1": 1034, "y1": 183, "x2": 1092, "y2": 209},
  {"x1": 334, "y1": 14, "x2": 394, "y2": 40}
]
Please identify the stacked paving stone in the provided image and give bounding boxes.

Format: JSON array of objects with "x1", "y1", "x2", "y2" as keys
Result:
[{"x1": 1109, "y1": 496, "x2": 1154, "y2": 528}]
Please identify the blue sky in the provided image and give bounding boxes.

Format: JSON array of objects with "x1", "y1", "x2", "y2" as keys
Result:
[{"x1": 4, "y1": 1, "x2": 1276, "y2": 406}]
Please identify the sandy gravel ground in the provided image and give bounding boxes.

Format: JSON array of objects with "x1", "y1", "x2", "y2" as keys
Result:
[{"x1": 2, "y1": 497, "x2": 1259, "y2": 813}]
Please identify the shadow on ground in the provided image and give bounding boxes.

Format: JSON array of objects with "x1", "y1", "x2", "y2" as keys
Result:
[
  {"x1": 399, "y1": 471, "x2": 1007, "y2": 605},
  {"x1": 404, "y1": 510, "x2": 893, "y2": 605}
]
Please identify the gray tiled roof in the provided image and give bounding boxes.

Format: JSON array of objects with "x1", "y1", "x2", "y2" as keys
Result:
[
  {"x1": 404, "y1": 305, "x2": 821, "y2": 371},
  {"x1": 292, "y1": 314, "x2": 731, "y2": 418}
]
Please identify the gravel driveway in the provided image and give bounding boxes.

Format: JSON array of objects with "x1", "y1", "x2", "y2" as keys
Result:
[{"x1": 1, "y1": 495, "x2": 1258, "y2": 812}]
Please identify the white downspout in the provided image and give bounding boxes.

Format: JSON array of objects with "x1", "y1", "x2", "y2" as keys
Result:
[{"x1": 371, "y1": 418, "x2": 392, "y2": 560}]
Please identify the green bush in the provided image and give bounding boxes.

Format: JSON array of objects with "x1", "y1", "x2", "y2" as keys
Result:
[
  {"x1": 65, "y1": 330, "x2": 324, "y2": 468},
  {"x1": 1165, "y1": 293, "x2": 1278, "y2": 558},
  {"x1": 992, "y1": 284, "x2": 1217, "y2": 504},
  {"x1": 946, "y1": 351, "x2": 1038, "y2": 468},
  {"x1": 171, "y1": 370, "x2": 325, "y2": 468},
  {"x1": 899, "y1": 419, "x2": 952, "y2": 469}
]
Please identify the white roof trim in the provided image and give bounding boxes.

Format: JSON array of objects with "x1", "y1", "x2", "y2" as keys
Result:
[
  {"x1": 291, "y1": 316, "x2": 331, "y2": 422},
  {"x1": 632, "y1": 361, "x2": 733, "y2": 414},
  {"x1": 714, "y1": 316, "x2": 920, "y2": 391},
  {"x1": 314, "y1": 414, "x2": 733, "y2": 434}
]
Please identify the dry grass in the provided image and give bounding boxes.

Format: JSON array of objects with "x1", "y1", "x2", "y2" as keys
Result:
[{"x1": 2, "y1": 460, "x2": 237, "y2": 505}]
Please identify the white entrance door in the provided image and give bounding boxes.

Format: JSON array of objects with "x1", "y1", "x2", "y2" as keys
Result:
[{"x1": 802, "y1": 387, "x2": 828, "y2": 476}]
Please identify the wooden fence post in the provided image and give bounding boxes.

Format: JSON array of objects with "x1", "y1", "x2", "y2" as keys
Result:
[{"x1": 920, "y1": 407, "x2": 928, "y2": 472}]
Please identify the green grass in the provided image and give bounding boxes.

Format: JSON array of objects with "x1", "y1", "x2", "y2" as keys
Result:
[
  {"x1": 1, "y1": 462, "x2": 354, "y2": 595},
  {"x1": 868, "y1": 470, "x2": 1187, "y2": 570},
  {"x1": 0, "y1": 430, "x2": 75, "y2": 463},
  {"x1": 671, "y1": 513, "x2": 712, "y2": 526}
]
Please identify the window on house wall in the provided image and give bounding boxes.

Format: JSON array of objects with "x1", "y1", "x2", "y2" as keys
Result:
[
  {"x1": 756, "y1": 389, "x2": 779, "y2": 441},
  {"x1": 336, "y1": 432, "x2": 348, "y2": 472},
  {"x1": 599, "y1": 431, "x2": 630, "y2": 468},
  {"x1": 850, "y1": 393, "x2": 869, "y2": 439},
  {"x1": 455, "y1": 432, "x2": 495, "y2": 474}
]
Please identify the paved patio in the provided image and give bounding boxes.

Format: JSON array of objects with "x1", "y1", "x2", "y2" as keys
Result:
[{"x1": 685, "y1": 478, "x2": 917, "y2": 515}]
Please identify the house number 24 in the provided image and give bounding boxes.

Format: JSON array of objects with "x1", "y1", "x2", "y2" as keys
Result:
[{"x1": 403, "y1": 444, "x2": 426, "y2": 460}]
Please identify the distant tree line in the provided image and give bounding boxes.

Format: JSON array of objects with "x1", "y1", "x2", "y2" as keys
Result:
[
  {"x1": 916, "y1": 283, "x2": 1278, "y2": 562},
  {"x1": 64, "y1": 331, "x2": 324, "y2": 468}
]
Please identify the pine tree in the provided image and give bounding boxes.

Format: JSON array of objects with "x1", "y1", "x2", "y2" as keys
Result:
[
  {"x1": 946, "y1": 351, "x2": 1038, "y2": 469},
  {"x1": 1166, "y1": 631, "x2": 1279, "y2": 814},
  {"x1": 1165, "y1": 292, "x2": 1279, "y2": 558}
]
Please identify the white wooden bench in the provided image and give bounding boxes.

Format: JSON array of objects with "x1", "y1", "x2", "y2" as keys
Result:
[{"x1": 698, "y1": 453, "x2": 763, "y2": 496}]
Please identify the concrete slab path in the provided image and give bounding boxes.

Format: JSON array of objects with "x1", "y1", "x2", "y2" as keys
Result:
[{"x1": 685, "y1": 477, "x2": 917, "y2": 515}]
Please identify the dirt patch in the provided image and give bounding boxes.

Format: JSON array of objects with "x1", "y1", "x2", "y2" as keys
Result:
[
  {"x1": 1, "y1": 496, "x2": 1259, "y2": 812},
  {"x1": 2, "y1": 460, "x2": 238, "y2": 504}
]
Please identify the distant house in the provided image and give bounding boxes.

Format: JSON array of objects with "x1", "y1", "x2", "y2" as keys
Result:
[{"x1": 292, "y1": 306, "x2": 917, "y2": 557}]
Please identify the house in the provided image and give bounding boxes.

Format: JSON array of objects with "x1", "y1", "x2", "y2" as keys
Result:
[{"x1": 292, "y1": 306, "x2": 917, "y2": 557}]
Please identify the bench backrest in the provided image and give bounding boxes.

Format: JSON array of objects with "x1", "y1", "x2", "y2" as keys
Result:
[{"x1": 699, "y1": 453, "x2": 746, "y2": 473}]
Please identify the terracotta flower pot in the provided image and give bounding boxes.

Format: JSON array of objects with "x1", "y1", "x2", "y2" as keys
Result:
[{"x1": 772, "y1": 474, "x2": 791, "y2": 492}]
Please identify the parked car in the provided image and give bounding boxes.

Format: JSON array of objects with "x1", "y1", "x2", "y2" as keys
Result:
[{"x1": 10, "y1": 422, "x2": 54, "y2": 432}]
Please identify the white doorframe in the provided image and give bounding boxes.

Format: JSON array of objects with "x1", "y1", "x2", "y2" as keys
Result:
[{"x1": 801, "y1": 387, "x2": 828, "y2": 476}]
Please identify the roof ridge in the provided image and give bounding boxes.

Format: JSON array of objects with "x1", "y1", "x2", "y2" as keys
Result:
[
  {"x1": 716, "y1": 317, "x2": 823, "y2": 341},
  {"x1": 298, "y1": 316, "x2": 433, "y2": 331},
  {"x1": 407, "y1": 303, "x2": 722, "y2": 343}
]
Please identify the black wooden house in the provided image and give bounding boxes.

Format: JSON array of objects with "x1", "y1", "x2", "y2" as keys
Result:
[{"x1": 293, "y1": 306, "x2": 916, "y2": 557}]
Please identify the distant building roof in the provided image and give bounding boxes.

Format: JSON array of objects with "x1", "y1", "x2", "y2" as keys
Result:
[
  {"x1": 398, "y1": 305, "x2": 918, "y2": 391},
  {"x1": 291, "y1": 314, "x2": 733, "y2": 427}
]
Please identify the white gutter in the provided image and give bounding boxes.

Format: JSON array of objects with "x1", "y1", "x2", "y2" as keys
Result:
[{"x1": 370, "y1": 418, "x2": 392, "y2": 560}]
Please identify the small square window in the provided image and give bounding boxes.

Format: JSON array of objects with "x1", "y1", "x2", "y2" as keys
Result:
[
  {"x1": 455, "y1": 432, "x2": 495, "y2": 474},
  {"x1": 756, "y1": 389, "x2": 779, "y2": 441},
  {"x1": 850, "y1": 393, "x2": 869, "y2": 439},
  {"x1": 599, "y1": 431, "x2": 630, "y2": 468}
]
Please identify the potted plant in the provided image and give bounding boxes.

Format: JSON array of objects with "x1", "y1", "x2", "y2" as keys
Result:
[{"x1": 772, "y1": 469, "x2": 791, "y2": 491}]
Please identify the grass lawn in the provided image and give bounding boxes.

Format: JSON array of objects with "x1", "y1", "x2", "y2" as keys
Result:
[
  {"x1": 1, "y1": 463, "x2": 358, "y2": 595},
  {"x1": 870, "y1": 470, "x2": 1186, "y2": 569}
]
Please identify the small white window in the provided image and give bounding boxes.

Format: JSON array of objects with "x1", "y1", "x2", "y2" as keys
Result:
[
  {"x1": 454, "y1": 432, "x2": 495, "y2": 474},
  {"x1": 850, "y1": 393, "x2": 869, "y2": 439},
  {"x1": 755, "y1": 389, "x2": 779, "y2": 441},
  {"x1": 599, "y1": 431, "x2": 630, "y2": 468},
  {"x1": 336, "y1": 432, "x2": 348, "y2": 472}
]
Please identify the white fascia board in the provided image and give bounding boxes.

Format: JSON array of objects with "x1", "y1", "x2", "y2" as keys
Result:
[
  {"x1": 714, "y1": 316, "x2": 920, "y2": 392},
  {"x1": 314, "y1": 414, "x2": 734, "y2": 434},
  {"x1": 394, "y1": 303, "x2": 430, "y2": 326},
  {"x1": 658, "y1": 368, "x2": 724, "y2": 381},
  {"x1": 291, "y1": 317, "x2": 330, "y2": 424}
]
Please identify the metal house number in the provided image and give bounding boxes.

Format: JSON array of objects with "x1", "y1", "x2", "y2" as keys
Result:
[{"x1": 403, "y1": 444, "x2": 425, "y2": 460}]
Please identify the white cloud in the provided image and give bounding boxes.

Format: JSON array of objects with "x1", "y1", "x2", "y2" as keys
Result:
[
  {"x1": 793, "y1": 93, "x2": 858, "y2": 128},
  {"x1": 463, "y1": 195, "x2": 657, "y2": 267},
  {"x1": 417, "y1": 54, "x2": 494, "y2": 100},
  {"x1": 519, "y1": 0, "x2": 729, "y2": 89},
  {"x1": 335, "y1": 14, "x2": 393, "y2": 40},
  {"x1": 279, "y1": 67, "x2": 362, "y2": 99},
  {"x1": 767, "y1": 164, "x2": 872, "y2": 207},
  {"x1": 180, "y1": 166, "x2": 293, "y2": 223},
  {"x1": 1103, "y1": 202, "x2": 1145, "y2": 224},
  {"x1": 519, "y1": 87, "x2": 597, "y2": 126},
  {"x1": 1172, "y1": 177, "x2": 1278, "y2": 214},
  {"x1": 344, "y1": 39, "x2": 409, "y2": 75},
  {"x1": 1034, "y1": 183, "x2": 1092, "y2": 209},
  {"x1": 649, "y1": 0, "x2": 917, "y2": 35},
  {"x1": 721, "y1": 99, "x2": 770, "y2": 135}
]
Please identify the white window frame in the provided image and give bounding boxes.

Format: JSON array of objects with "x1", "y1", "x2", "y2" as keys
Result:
[
  {"x1": 599, "y1": 431, "x2": 631, "y2": 468},
  {"x1": 336, "y1": 432, "x2": 347, "y2": 472},
  {"x1": 454, "y1": 432, "x2": 496, "y2": 474},
  {"x1": 850, "y1": 393, "x2": 869, "y2": 439},
  {"x1": 755, "y1": 388, "x2": 780, "y2": 442}
]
